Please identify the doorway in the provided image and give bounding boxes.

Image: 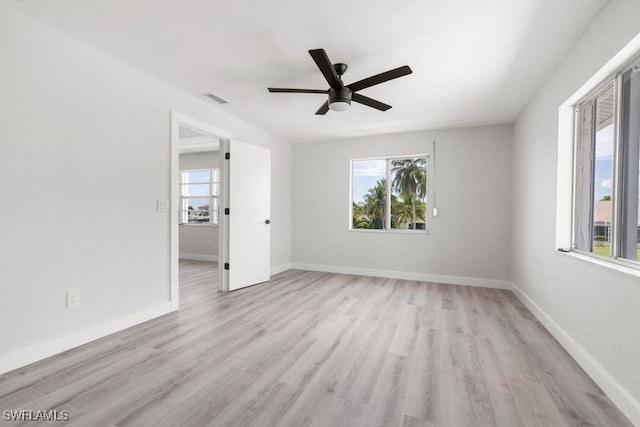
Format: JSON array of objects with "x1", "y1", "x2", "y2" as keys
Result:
[
  {"x1": 178, "y1": 127, "x2": 220, "y2": 303},
  {"x1": 170, "y1": 112, "x2": 273, "y2": 306},
  {"x1": 170, "y1": 112, "x2": 232, "y2": 310}
]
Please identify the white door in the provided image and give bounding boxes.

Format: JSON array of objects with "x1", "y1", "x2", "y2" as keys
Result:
[{"x1": 228, "y1": 141, "x2": 271, "y2": 291}]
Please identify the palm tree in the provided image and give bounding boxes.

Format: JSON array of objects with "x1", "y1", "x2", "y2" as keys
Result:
[
  {"x1": 394, "y1": 193, "x2": 426, "y2": 229},
  {"x1": 390, "y1": 194, "x2": 399, "y2": 228},
  {"x1": 354, "y1": 213, "x2": 374, "y2": 229},
  {"x1": 352, "y1": 202, "x2": 371, "y2": 229},
  {"x1": 364, "y1": 179, "x2": 386, "y2": 229},
  {"x1": 391, "y1": 158, "x2": 426, "y2": 229}
]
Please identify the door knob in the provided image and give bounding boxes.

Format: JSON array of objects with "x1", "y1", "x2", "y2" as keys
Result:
[{"x1": 264, "y1": 219, "x2": 271, "y2": 224}]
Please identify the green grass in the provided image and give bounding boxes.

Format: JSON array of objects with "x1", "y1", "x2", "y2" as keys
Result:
[
  {"x1": 592, "y1": 245, "x2": 640, "y2": 260},
  {"x1": 592, "y1": 245, "x2": 611, "y2": 256}
]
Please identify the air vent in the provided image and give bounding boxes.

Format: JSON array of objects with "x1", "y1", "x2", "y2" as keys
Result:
[{"x1": 203, "y1": 93, "x2": 229, "y2": 105}]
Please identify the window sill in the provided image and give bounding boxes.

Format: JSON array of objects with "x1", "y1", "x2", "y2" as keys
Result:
[
  {"x1": 559, "y1": 249, "x2": 640, "y2": 279},
  {"x1": 349, "y1": 229, "x2": 429, "y2": 235},
  {"x1": 179, "y1": 223, "x2": 218, "y2": 228}
]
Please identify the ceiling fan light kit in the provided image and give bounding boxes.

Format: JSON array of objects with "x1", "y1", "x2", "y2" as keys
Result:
[
  {"x1": 328, "y1": 86, "x2": 352, "y2": 111},
  {"x1": 268, "y1": 49, "x2": 412, "y2": 115}
]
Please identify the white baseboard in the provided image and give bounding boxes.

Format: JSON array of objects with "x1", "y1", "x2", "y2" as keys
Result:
[
  {"x1": 271, "y1": 263, "x2": 293, "y2": 276},
  {"x1": 179, "y1": 253, "x2": 218, "y2": 262},
  {"x1": 291, "y1": 263, "x2": 513, "y2": 289},
  {"x1": 0, "y1": 303, "x2": 171, "y2": 376},
  {"x1": 512, "y1": 285, "x2": 640, "y2": 426}
]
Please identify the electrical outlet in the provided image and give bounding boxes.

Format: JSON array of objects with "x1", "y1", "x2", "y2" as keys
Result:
[{"x1": 67, "y1": 290, "x2": 80, "y2": 308}]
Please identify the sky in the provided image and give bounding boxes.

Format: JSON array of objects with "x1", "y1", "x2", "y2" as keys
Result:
[
  {"x1": 594, "y1": 125, "x2": 613, "y2": 201},
  {"x1": 180, "y1": 169, "x2": 219, "y2": 209},
  {"x1": 352, "y1": 160, "x2": 386, "y2": 203},
  {"x1": 593, "y1": 124, "x2": 640, "y2": 202}
]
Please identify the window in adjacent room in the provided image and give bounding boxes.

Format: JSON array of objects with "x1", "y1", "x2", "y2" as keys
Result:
[
  {"x1": 351, "y1": 155, "x2": 428, "y2": 231},
  {"x1": 179, "y1": 168, "x2": 220, "y2": 225},
  {"x1": 573, "y1": 58, "x2": 640, "y2": 263}
]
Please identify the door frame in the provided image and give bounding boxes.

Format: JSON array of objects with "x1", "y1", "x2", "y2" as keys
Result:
[{"x1": 170, "y1": 111, "x2": 233, "y2": 311}]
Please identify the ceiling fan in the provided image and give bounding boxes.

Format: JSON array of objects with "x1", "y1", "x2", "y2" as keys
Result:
[{"x1": 268, "y1": 49, "x2": 412, "y2": 115}]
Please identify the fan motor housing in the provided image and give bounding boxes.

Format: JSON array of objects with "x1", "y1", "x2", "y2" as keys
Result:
[{"x1": 329, "y1": 87, "x2": 352, "y2": 106}]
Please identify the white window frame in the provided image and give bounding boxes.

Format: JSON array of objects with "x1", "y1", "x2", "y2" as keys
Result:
[
  {"x1": 570, "y1": 55, "x2": 640, "y2": 270},
  {"x1": 179, "y1": 168, "x2": 220, "y2": 226},
  {"x1": 349, "y1": 154, "x2": 429, "y2": 234}
]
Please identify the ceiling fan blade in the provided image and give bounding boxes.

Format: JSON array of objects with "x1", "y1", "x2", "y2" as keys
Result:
[
  {"x1": 352, "y1": 93, "x2": 392, "y2": 111},
  {"x1": 268, "y1": 88, "x2": 327, "y2": 94},
  {"x1": 347, "y1": 65, "x2": 412, "y2": 92},
  {"x1": 309, "y1": 49, "x2": 343, "y2": 89},
  {"x1": 315, "y1": 100, "x2": 330, "y2": 115}
]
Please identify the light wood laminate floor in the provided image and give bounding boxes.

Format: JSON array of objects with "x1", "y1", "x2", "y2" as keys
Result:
[{"x1": 0, "y1": 260, "x2": 631, "y2": 426}]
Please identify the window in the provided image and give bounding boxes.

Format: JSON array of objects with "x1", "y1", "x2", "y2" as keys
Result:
[
  {"x1": 573, "y1": 58, "x2": 640, "y2": 263},
  {"x1": 351, "y1": 155, "x2": 428, "y2": 231},
  {"x1": 179, "y1": 169, "x2": 220, "y2": 225}
]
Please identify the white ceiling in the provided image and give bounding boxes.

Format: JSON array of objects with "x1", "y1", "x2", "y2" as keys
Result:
[
  {"x1": 4, "y1": 0, "x2": 606, "y2": 143},
  {"x1": 179, "y1": 126, "x2": 219, "y2": 153}
]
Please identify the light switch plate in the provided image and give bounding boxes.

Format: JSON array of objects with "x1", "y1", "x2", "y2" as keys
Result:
[{"x1": 157, "y1": 199, "x2": 169, "y2": 212}]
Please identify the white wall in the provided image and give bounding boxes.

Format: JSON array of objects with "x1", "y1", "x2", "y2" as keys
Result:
[
  {"x1": 292, "y1": 125, "x2": 513, "y2": 287},
  {"x1": 511, "y1": 0, "x2": 640, "y2": 423},
  {"x1": 179, "y1": 151, "x2": 219, "y2": 261},
  {"x1": 0, "y1": 6, "x2": 292, "y2": 372}
]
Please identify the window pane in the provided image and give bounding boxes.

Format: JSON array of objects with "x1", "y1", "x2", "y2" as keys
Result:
[
  {"x1": 183, "y1": 197, "x2": 210, "y2": 223},
  {"x1": 592, "y1": 86, "x2": 615, "y2": 256},
  {"x1": 211, "y1": 197, "x2": 219, "y2": 225},
  {"x1": 184, "y1": 170, "x2": 210, "y2": 184},
  {"x1": 575, "y1": 84, "x2": 614, "y2": 255},
  {"x1": 181, "y1": 183, "x2": 209, "y2": 197},
  {"x1": 352, "y1": 159, "x2": 386, "y2": 229},
  {"x1": 620, "y1": 63, "x2": 640, "y2": 261},
  {"x1": 179, "y1": 168, "x2": 220, "y2": 225},
  {"x1": 390, "y1": 157, "x2": 427, "y2": 230}
]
